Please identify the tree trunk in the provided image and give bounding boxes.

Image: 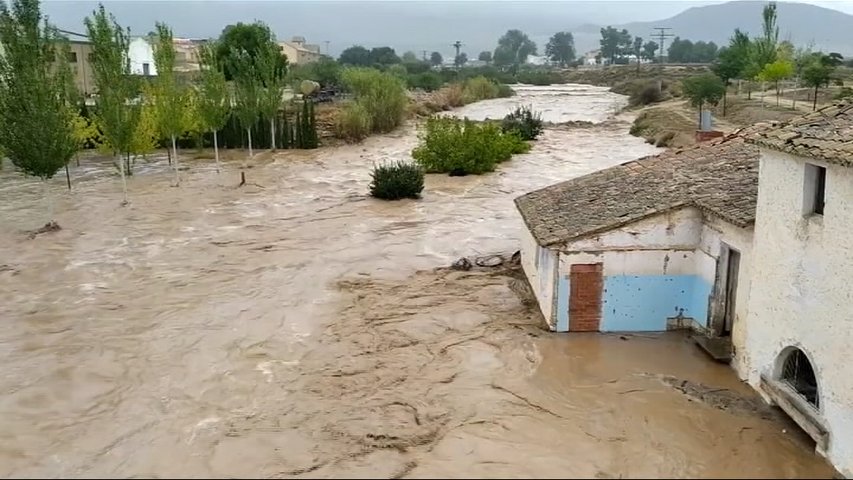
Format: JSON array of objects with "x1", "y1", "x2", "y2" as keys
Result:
[
  {"x1": 44, "y1": 178, "x2": 54, "y2": 223},
  {"x1": 270, "y1": 118, "x2": 276, "y2": 150},
  {"x1": 722, "y1": 91, "x2": 727, "y2": 117},
  {"x1": 167, "y1": 145, "x2": 172, "y2": 165},
  {"x1": 213, "y1": 129, "x2": 220, "y2": 174},
  {"x1": 65, "y1": 164, "x2": 71, "y2": 190},
  {"x1": 75, "y1": 152, "x2": 80, "y2": 167},
  {"x1": 813, "y1": 85, "x2": 819, "y2": 111},
  {"x1": 118, "y1": 153, "x2": 128, "y2": 205},
  {"x1": 171, "y1": 135, "x2": 180, "y2": 187},
  {"x1": 776, "y1": 81, "x2": 780, "y2": 106},
  {"x1": 697, "y1": 102, "x2": 703, "y2": 129},
  {"x1": 247, "y1": 128, "x2": 253, "y2": 159}
]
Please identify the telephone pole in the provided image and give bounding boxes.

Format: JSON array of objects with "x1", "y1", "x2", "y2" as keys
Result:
[
  {"x1": 422, "y1": 50, "x2": 428, "y2": 62},
  {"x1": 452, "y1": 40, "x2": 463, "y2": 68},
  {"x1": 324, "y1": 40, "x2": 330, "y2": 56},
  {"x1": 651, "y1": 27, "x2": 674, "y2": 64}
]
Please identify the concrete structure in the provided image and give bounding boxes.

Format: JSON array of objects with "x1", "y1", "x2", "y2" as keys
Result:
[
  {"x1": 279, "y1": 36, "x2": 322, "y2": 65},
  {"x1": 743, "y1": 103, "x2": 853, "y2": 477},
  {"x1": 173, "y1": 38, "x2": 204, "y2": 73},
  {"x1": 516, "y1": 136, "x2": 759, "y2": 343},
  {"x1": 128, "y1": 37, "x2": 157, "y2": 76},
  {"x1": 67, "y1": 39, "x2": 96, "y2": 96},
  {"x1": 515, "y1": 102, "x2": 853, "y2": 476}
]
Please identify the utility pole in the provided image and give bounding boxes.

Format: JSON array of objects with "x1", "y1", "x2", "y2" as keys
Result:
[
  {"x1": 452, "y1": 40, "x2": 463, "y2": 69},
  {"x1": 324, "y1": 40, "x2": 330, "y2": 56},
  {"x1": 651, "y1": 27, "x2": 674, "y2": 64},
  {"x1": 422, "y1": 50, "x2": 428, "y2": 62}
]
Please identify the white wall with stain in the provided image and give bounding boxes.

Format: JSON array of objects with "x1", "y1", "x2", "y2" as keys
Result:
[
  {"x1": 520, "y1": 225, "x2": 557, "y2": 329},
  {"x1": 128, "y1": 38, "x2": 157, "y2": 76},
  {"x1": 568, "y1": 208, "x2": 702, "y2": 252},
  {"x1": 745, "y1": 149, "x2": 853, "y2": 476}
]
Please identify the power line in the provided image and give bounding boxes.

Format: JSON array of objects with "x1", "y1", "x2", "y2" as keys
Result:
[{"x1": 651, "y1": 27, "x2": 674, "y2": 64}]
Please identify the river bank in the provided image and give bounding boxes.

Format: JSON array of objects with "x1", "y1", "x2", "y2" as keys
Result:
[{"x1": 0, "y1": 84, "x2": 835, "y2": 478}]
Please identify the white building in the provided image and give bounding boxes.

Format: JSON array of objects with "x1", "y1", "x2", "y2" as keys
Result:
[
  {"x1": 514, "y1": 102, "x2": 853, "y2": 476},
  {"x1": 743, "y1": 104, "x2": 853, "y2": 477},
  {"x1": 128, "y1": 37, "x2": 157, "y2": 76},
  {"x1": 279, "y1": 36, "x2": 322, "y2": 65}
]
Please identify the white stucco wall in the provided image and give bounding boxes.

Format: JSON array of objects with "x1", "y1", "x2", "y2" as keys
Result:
[
  {"x1": 568, "y1": 208, "x2": 702, "y2": 252},
  {"x1": 128, "y1": 38, "x2": 157, "y2": 76},
  {"x1": 698, "y1": 215, "x2": 754, "y2": 376},
  {"x1": 520, "y1": 226, "x2": 557, "y2": 328},
  {"x1": 745, "y1": 149, "x2": 853, "y2": 476}
]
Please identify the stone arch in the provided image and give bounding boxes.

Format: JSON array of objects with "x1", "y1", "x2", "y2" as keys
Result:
[{"x1": 775, "y1": 346, "x2": 820, "y2": 409}]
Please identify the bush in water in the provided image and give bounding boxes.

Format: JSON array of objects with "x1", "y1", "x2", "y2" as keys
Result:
[
  {"x1": 412, "y1": 116, "x2": 530, "y2": 175},
  {"x1": 340, "y1": 67, "x2": 407, "y2": 134},
  {"x1": 335, "y1": 102, "x2": 372, "y2": 142},
  {"x1": 501, "y1": 105, "x2": 543, "y2": 141},
  {"x1": 461, "y1": 76, "x2": 499, "y2": 103},
  {"x1": 370, "y1": 161, "x2": 425, "y2": 200}
]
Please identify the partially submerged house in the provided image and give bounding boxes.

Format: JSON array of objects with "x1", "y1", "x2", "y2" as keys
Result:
[{"x1": 514, "y1": 102, "x2": 853, "y2": 477}]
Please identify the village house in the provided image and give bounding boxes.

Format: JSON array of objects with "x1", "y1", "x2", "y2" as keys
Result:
[
  {"x1": 128, "y1": 37, "x2": 157, "y2": 76},
  {"x1": 279, "y1": 36, "x2": 322, "y2": 65},
  {"x1": 514, "y1": 102, "x2": 853, "y2": 477}
]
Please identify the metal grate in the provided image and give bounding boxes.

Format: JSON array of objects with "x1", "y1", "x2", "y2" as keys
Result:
[{"x1": 781, "y1": 349, "x2": 819, "y2": 409}]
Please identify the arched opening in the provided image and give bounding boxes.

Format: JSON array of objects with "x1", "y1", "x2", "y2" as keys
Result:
[{"x1": 779, "y1": 348, "x2": 819, "y2": 409}]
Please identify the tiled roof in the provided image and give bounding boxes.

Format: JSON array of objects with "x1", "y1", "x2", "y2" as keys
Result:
[
  {"x1": 746, "y1": 101, "x2": 853, "y2": 167},
  {"x1": 515, "y1": 135, "x2": 760, "y2": 247}
]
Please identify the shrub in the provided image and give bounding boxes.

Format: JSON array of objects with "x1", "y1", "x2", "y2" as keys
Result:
[
  {"x1": 442, "y1": 83, "x2": 465, "y2": 108},
  {"x1": 501, "y1": 105, "x2": 543, "y2": 141},
  {"x1": 834, "y1": 86, "x2": 853, "y2": 100},
  {"x1": 370, "y1": 161, "x2": 425, "y2": 200},
  {"x1": 462, "y1": 76, "x2": 499, "y2": 103},
  {"x1": 496, "y1": 83, "x2": 515, "y2": 98},
  {"x1": 629, "y1": 82, "x2": 664, "y2": 107},
  {"x1": 335, "y1": 102, "x2": 372, "y2": 142},
  {"x1": 514, "y1": 70, "x2": 562, "y2": 86},
  {"x1": 412, "y1": 116, "x2": 530, "y2": 175},
  {"x1": 340, "y1": 68, "x2": 407, "y2": 134},
  {"x1": 408, "y1": 72, "x2": 443, "y2": 92}
]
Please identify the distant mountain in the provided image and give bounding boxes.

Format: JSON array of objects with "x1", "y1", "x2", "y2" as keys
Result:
[{"x1": 575, "y1": 1, "x2": 853, "y2": 56}]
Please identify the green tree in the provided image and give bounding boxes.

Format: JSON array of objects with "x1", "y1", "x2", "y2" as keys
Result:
[
  {"x1": 454, "y1": 52, "x2": 468, "y2": 67},
  {"x1": 152, "y1": 22, "x2": 186, "y2": 186},
  {"x1": 256, "y1": 43, "x2": 287, "y2": 150},
  {"x1": 493, "y1": 29, "x2": 537, "y2": 68},
  {"x1": 216, "y1": 22, "x2": 284, "y2": 79},
  {"x1": 642, "y1": 40, "x2": 659, "y2": 61},
  {"x1": 85, "y1": 4, "x2": 140, "y2": 204},
  {"x1": 713, "y1": 30, "x2": 752, "y2": 114},
  {"x1": 338, "y1": 45, "x2": 371, "y2": 66},
  {"x1": 0, "y1": 0, "x2": 76, "y2": 218},
  {"x1": 599, "y1": 26, "x2": 631, "y2": 63},
  {"x1": 401, "y1": 51, "x2": 418, "y2": 63},
  {"x1": 753, "y1": 2, "x2": 779, "y2": 69},
  {"x1": 478, "y1": 51, "x2": 492, "y2": 63},
  {"x1": 632, "y1": 36, "x2": 643, "y2": 71},
  {"x1": 196, "y1": 41, "x2": 230, "y2": 172},
  {"x1": 231, "y1": 48, "x2": 260, "y2": 170},
  {"x1": 758, "y1": 59, "x2": 793, "y2": 105},
  {"x1": 368, "y1": 46, "x2": 400, "y2": 66},
  {"x1": 802, "y1": 54, "x2": 835, "y2": 111},
  {"x1": 682, "y1": 73, "x2": 725, "y2": 127},
  {"x1": 545, "y1": 31, "x2": 576, "y2": 67},
  {"x1": 429, "y1": 51, "x2": 443, "y2": 66}
]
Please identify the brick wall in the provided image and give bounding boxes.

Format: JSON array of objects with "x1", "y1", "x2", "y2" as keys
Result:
[{"x1": 569, "y1": 263, "x2": 603, "y2": 332}]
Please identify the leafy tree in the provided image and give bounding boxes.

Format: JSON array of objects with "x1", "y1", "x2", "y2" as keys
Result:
[
  {"x1": 478, "y1": 51, "x2": 492, "y2": 63},
  {"x1": 429, "y1": 51, "x2": 443, "y2": 66},
  {"x1": 152, "y1": 22, "x2": 186, "y2": 186},
  {"x1": 231, "y1": 48, "x2": 261, "y2": 170},
  {"x1": 668, "y1": 37, "x2": 718, "y2": 63},
  {"x1": 682, "y1": 73, "x2": 725, "y2": 127},
  {"x1": 632, "y1": 36, "x2": 643, "y2": 70},
  {"x1": 368, "y1": 46, "x2": 400, "y2": 66},
  {"x1": 338, "y1": 45, "x2": 371, "y2": 66},
  {"x1": 256, "y1": 43, "x2": 286, "y2": 150},
  {"x1": 753, "y1": 1, "x2": 779, "y2": 69},
  {"x1": 599, "y1": 26, "x2": 631, "y2": 63},
  {"x1": 802, "y1": 54, "x2": 835, "y2": 111},
  {"x1": 758, "y1": 59, "x2": 793, "y2": 105},
  {"x1": 130, "y1": 88, "x2": 160, "y2": 160},
  {"x1": 401, "y1": 51, "x2": 418, "y2": 63},
  {"x1": 216, "y1": 22, "x2": 283, "y2": 79},
  {"x1": 493, "y1": 29, "x2": 537, "y2": 68},
  {"x1": 713, "y1": 29, "x2": 752, "y2": 114},
  {"x1": 545, "y1": 31, "x2": 576, "y2": 67},
  {"x1": 85, "y1": 4, "x2": 140, "y2": 203},
  {"x1": 196, "y1": 41, "x2": 231, "y2": 172},
  {"x1": 0, "y1": 0, "x2": 76, "y2": 216},
  {"x1": 454, "y1": 52, "x2": 468, "y2": 67},
  {"x1": 642, "y1": 40, "x2": 659, "y2": 61},
  {"x1": 70, "y1": 111, "x2": 101, "y2": 166}
]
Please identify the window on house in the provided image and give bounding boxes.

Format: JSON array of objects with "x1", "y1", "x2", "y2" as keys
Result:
[
  {"x1": 67, "y1": 52, "x2": 78, "y2": 63},
  {"x1": 803, "y1": 163, "x2": 827, "y2": 216}
]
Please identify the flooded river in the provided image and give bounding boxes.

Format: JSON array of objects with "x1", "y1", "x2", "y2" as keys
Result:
[{"x1": 0, "y1": 84, "x2": 834, "y2": 478}]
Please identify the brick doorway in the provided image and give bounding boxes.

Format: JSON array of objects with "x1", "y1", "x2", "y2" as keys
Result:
[{"x1": 569, "y1": 263, "x2": 603, "y2": 332}]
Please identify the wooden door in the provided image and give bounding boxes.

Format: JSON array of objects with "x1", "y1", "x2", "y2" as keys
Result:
[
  {"x1": 569, "y1": 263, "x2": 603, "y2": 332},
  {"x1": 722, "y1": 248, "x2": 740, "y2": 337}
]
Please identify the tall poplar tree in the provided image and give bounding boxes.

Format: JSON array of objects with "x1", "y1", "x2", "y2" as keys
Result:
[
  {"x1": 152, "y1": 22, "x2": 185, "y2": 186},
  {"x1": 0, "y1": 0, "x2": 77, "y2": 225},
  {"x1": 196, "y1": 42, "x2": 230, "y2": 173}
]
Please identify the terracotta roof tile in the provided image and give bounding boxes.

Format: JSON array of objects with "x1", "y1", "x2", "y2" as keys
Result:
[{"x1": 514, "y1": 136, "x2": 759, "y2": 247}]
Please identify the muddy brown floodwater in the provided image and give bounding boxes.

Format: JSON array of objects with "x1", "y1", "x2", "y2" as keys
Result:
[{"x1": 0, "y1": 84, "x2": 835, "y2": 478}]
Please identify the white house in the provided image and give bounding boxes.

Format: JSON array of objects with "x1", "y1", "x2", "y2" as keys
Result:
[
  {"x1": 279, "y1": 36, "x2": 323, "y2": 65},
  {"x1": 515, "y1": 135, "x2": 758, "y2": 351},
  {"x1": 515, "y1": 102, "x2": 853, "y2": 476},
  {"x1": 742, "y1": 103, "x2": 853, "y2": 477},
  {"x1": 128, "y1": 37, "x2": 157, "y2": 76}
]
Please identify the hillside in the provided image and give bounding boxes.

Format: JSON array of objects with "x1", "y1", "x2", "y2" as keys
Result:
[{"x1": 576, "y1": 1, "x2": 853, "y2": 55}]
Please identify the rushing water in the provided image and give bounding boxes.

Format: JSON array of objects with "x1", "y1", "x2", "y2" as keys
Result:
[{"x1": 0, "y1": 85, "x2": 834, "y2": 478}]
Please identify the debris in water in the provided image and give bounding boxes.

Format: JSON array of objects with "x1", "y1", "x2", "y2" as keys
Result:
[
  {"x1": 475, "y1": 255, "x2": 504, "y2": 268},
  {"x1": 27, "y1": 221, "x2": 61, "y2": 239},
  {"x1": 451, "y1": 257, "x2": 472, "y2": 271}
]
